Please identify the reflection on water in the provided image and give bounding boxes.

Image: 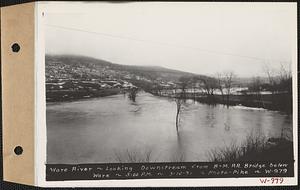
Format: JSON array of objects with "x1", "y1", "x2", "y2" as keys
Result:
[{"x1": 47, "y1": 92, "x2": 292, "y2": 164}]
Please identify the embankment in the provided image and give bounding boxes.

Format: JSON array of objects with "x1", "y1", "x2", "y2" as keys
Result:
[{"x1": 46, "y1": 88, "x2": 121, "y2": 102}]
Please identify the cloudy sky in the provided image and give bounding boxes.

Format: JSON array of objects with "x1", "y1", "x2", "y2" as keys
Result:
[{"x1": 43, "y1": 2, "x2": 297, "y2": 77}]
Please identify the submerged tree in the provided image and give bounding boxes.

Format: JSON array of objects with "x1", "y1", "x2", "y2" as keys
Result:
[
  {"x1": 191, "y1": 76, "x2": 204, "y2": 100},
  {"x1": 174, "y1": 90, "x2": 187, "y2": 132},
  {"x1": 223, "y1": 71, "x2": 236, "y2": 107},
  {"x1": 216, "y1": 72, "x2": 225, "y2": 102},
  {"x1": 250, "y1": 76, "x2": 263, "y2": 107},
  {"x1": 201, "y1": 78, "x2": 218, "y2": 104},
  {"x1": 128, "y1": 87, "x2": 138, "y2": 102},
  {"x1": 178, "y1": 76, "x2": 191, "y2": 99},
  {"x1": 175, "y1": 97, "x2": 184, "y2": 132}
]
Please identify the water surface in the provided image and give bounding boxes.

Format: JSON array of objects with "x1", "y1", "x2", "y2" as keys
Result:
[{"x1": 47, "y1": 92, "x2": 292, "y2": 164}]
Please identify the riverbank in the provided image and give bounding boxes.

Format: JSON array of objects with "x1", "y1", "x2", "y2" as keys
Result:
[
  {"x1": 46, "y1": 88, "x2": 122, "y2": 102},
  {"x1": 198, "y1": 93, "x2": 291, "y2": 113},
  {"x1": 152, "y1": 92, "x2": 292, "y2": 113},
  {"x1": 208, "y1": 136, "x2": 294, "y2": 162}
]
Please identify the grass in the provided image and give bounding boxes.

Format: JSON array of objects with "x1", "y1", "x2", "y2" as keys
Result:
[
  {"x1": 114, "y1": 148, "x2": 153, "y2": 163},
  {"x1": 207, "y1": 133, "x2": 293, "y2": 162},
  {"x1": 170, "y1": 153, "x2": 185, "y2": 162},
  {"x1": 113, "y1": 148, "x2": 187, "y2": 163}
]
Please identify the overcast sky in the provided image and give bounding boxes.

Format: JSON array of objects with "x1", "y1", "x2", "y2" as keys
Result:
[{"x1": 44, "y1": 2, "x2": 297, "y2": 77}]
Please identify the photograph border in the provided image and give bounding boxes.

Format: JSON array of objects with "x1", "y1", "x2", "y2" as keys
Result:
[{"x1": 35, "y1": 1, "x2": 298, "y2": 187}]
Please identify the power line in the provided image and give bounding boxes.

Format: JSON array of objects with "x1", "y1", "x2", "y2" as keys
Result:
[{"x1": 46, "y1": 24, "x2": 288, "y2": 63}]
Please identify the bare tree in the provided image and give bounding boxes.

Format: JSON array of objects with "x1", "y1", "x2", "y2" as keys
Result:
[
  {"x1": 174, "y1": 87, "x2": 187, "y2": 132},
  {"x1": 178, "y1": 76, "x2": 191, "y2": 99},
  {"x1": 216, "y1": 72, "x2": 225, "y2": 102},
  {"x1": 278, "y1": 63, "x2": 292, "y2": 93},
  {"x1": 175, "y1": 98, "x2": 183, "y2": 132},
  {"x1": 263, "y1": 63, "x2": 292, "y2": 113},
  {"x1": 201, "y1": 78, "x2": 217, "y2": 96},
  {"x1": 251, "y1": 76, "x2": 262, "y2": 95},
  {"x1": 251, "y1": 76, "x2": 263, "y2": 106},
  {"x1": 223, "y1": 71, "x2": 236, "y2": 107},
  {"x1": 192, "y1": 80, "x2": 197, "y2": 100},
  {"x1": 263, "y1": 62, "x2": 292, "y2": 94},
  {"x1": 152, "y1": 82, "x2": 163, "y2": 96},
  {"x1": 191, "y1": 76, "x2": 204, "y2": 100},
  {"x1": 198, "y1": 78, "x2": 218, "y2": 105},
  {"x1": 128, "y1": 87, "x2": 138, "y2": 102},
  {"x1": 263, "y1": 64, "x2": 277, "y2": 94}
]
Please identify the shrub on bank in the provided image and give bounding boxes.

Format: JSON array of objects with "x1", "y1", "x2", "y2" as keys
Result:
[{"x1": 207, "y1": 133, "x2": 293, "y2": 162}]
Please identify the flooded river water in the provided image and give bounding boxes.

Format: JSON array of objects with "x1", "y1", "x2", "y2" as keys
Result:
[{"x1": 47, "y1": 92, "x2": 292, "y2": 164}]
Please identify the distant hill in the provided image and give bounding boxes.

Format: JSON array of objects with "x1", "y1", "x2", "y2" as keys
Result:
[{"x1": 45, "y1": 54, "x2": 210, "y2": 83}]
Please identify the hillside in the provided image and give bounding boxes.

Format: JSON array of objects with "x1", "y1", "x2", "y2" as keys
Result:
[{"x1": 46, "y1": 54, "x2": 209, "y2": 84}]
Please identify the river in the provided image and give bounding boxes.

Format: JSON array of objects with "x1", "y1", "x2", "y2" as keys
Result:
[{"x1": 47, "y1": 92, "x2": 292, "y2": 164}]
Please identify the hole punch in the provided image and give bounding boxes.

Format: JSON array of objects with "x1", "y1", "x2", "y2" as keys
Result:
[
  {"x1": 14, "y1": 146, "x2": 23, "y2": 155},
  {"x1": 11, "y1": 43, "x2": 20, "y2": 53}
]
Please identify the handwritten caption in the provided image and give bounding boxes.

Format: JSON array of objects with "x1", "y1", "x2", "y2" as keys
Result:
[
  {"x1": 46, "y1": 161, "x2": 294, "y2": 181},
  {"x1": 259, "y1": 177, "x2": 284, "y2": 184}
]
